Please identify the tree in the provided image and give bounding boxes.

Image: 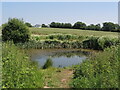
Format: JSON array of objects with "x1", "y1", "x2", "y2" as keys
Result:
[
  {"x1": 86, "y1": 24, "x2": 101, "y2": 31},
  {"x1": 25, "y1": 22, "x2": 32, "y2": 27},
  {"x1": 2, "y1": 18, "x2": 30, "y2": 43},
  {"x1": 113, "y1": 24, "x2": 120, "y2": 32},
  {"x1": 64, "y1": 23, "x2": 72, "y2": 28},
  {"x1": 73, "y1": 22, "x2": 86, "y2": 29},
  {"x1": 50, "y1": 22, "x2": 56, "y2": 28},
  {"x1": 95, "y1": 24, "x2": 101, "y2": 30},
  {"x1": 42, "y1": 24, "x2": 48, "y2": 27},
  {"x1": 117, "y1": 25, "x2": 120, "y2": 32},
  {"x1": 50, "y1": 22, "x2": 72, "y2": 28},
  {"x1": 86, "y1": 24, "x2": 96, "y2": 30},
  {"x1": 102, "y1": 22, "x2": 115, "y2": 31}
]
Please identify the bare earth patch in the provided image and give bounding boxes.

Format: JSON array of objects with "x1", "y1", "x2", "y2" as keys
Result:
[{"x1": 43, "y1": 68, "x2": 73, "y2": 88}]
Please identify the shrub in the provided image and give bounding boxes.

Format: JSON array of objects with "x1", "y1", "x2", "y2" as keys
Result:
[
  {"x1": 71, "y1": 46, "x2": 119, "y2": 88},
  {"x1": 17, "y1": 35, "x2": 119, "y2": 50},
  {"x1": 82, "y1": 37, "x2": 101, "y2": 50},
  {"x1": 98, "y1": 37, "x2": 119, "y2": 49},
  {"x1": 2, "y1": 18, "x2": 30, "y2": 43},
  {"x1": 43, "y1": 58, "x2": 53, "y2": 69},
  {"x1": 2, "y1": 42, "x2": 43, "y2": 88}
]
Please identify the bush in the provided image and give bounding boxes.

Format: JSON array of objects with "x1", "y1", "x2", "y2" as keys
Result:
[
  {"x1": 98, "y1": 37, "x2": 119, "y2": 49},
  {"x1": 2, "y1": 42, "x2": 44, "y2": 88},
  {"x1": 71, "y1": 46, "x2": 119, "y2": 88},
  {"x1": 2, "y1": 18, "x2": 30, "y2": 43},
  {"x1": 46, "y1": 34, "x2": 81, "y2": 41},
  {"x1": 17, "y1": 34, "x2": 119, "y2": 50},
  {"x1": 43, "y1": 58, "x2": 53, "y2": 69},
  {"x1": 82, "y1": 36, "x2": 119, "y2": 50},
  {"x1": 82, "y1": 37, "x2": 101, "y2": 50}
]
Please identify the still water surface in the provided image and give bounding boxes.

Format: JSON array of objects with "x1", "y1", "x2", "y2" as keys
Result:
[{"x1": 28, "y1": 49, "x2": 93, "y2": 68}]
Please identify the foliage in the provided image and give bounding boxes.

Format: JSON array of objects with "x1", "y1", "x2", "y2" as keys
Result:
[
  {"x1": 2, "y1": 18, "x2": 30, "y2": 43},
  {"x1": 86, "y1": 24, "x2": 101, "y2": 31},
  {"x1": 42, "y1": 24, "x2": 48, "y2": 27},
  {"x1": 73, "y1": 21, "x2": 86, "y2": 29},
  {"x1": 71, "y1": 46, "x2": 119, "y2": 88},
  {"x1": 25, "y1": 22, "x2": 32, "y2": 27},
  {"x1": 46, "y1": 34, "x2": 83, "y2": 40},
  {"x1": 82, "y1": 36, "x2": 101, "y2": 50},
  {"x1": 50, "y1": 22, "x2": 72, "y2": 28},
  {"x1": 102, "y1": 22, "x2": 120, "y2": 32},
  {"x1": 17, "y1": 34, "x2": 119, "y2": 50},
  {"x1": 43, "y1": 58, "x2": 53, "y2": 69},
  {"x1": 82, "y1": 36, "x2": 119, "y2": 50},
  {"x1": 98, "y1": 36, "x2": 119, "y2": 49},
  {"x1": 49, "y1": 21, "x2": 120, "y2": 32},
  {"x1": 2, "y1": 42, "x2": 44, "y2": 88}
]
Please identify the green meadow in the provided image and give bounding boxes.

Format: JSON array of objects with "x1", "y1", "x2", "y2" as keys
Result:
[
  {"x1": 30, "y1": 27, "x2": 118, "y2": 38},
  {"x1": 2, "y1": 18, "x2": 120, "y2": 88}
]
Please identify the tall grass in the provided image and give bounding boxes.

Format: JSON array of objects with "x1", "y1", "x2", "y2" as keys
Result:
[
  {"x1": 2, "y1": 42, "x2": 44, "y2": 88},
  {"x1": 17, "y1": 34, "x2": 119, "y2": 50},
  {"x1": 45, "y1": 34, "x2": 84, "y2": 41},
  {"x1": 71, "y1": 45, "x2": 119, "y2": 88}
]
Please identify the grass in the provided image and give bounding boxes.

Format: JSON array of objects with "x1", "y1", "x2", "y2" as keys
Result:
[
  {"x1": 17, "y1": 34, "x2": 119, "y2": 50},
  {"x1": 30, "y1": 27, "x2": 118, "y2": 38},
  {"x1": 71, "y1": 45, "x2": 119, "y2": 88},
  {"x1": 2, "y1": 27, "x2": 119, "y2": 88},
  {"x1": 42, "y1": 67, "x2": 73, "y2": 88}
]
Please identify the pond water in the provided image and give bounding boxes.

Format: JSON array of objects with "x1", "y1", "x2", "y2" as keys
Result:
[{"x1": 27, "y1": 49, "x2": 93, "y2": 68}]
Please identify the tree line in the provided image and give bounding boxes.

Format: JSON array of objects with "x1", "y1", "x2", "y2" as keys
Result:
[
  {"x1": 23, "y1": 21, "x2": 120, "y2": 32},
  {"x1": 49, "y1": 22, "x2": 120, "y2": 32}
]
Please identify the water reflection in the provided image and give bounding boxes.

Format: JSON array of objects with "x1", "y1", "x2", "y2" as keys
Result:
[{"x1": 27, "y1": 49, "x2": 92, "y2": 68}]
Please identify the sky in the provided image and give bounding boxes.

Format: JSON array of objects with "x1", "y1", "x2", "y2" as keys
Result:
[{"x1": 1, "y1": 2, "x2": 118, "y2": 26}]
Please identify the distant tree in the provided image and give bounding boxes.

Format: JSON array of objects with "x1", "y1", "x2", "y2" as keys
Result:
[
  {"x1": 86, "y1": 24, "x2": 96, "y2": 30},
  {"x1": 95, "y1": 24, "x2": 101, "y2": 30},
  {"x1": 102, "y1": 22, "x2": 115, "y2": 31},
  {"x1": 42, "y1": 24, "x2": 48, "y2": 27},
  {"x1": 73, "y1": 22, "x2": 86, "y2": 29},
  {"x1": 86, "y1": 24, "x2": 101, "y2": 31},
  {"x1": 25, "y1": 22, "x2": 32, "y2": 27},
  {"x1": 50, "y1": 22, "x2": 72, "y2": 28},
  {"x1": 50, "y1": 22, "x2": 56, "y2": 28},
  {"x1": 49, "y1": 21, "x2": 119, "y2": 32},
  {"x1": 117, "y1": 25, "x2": 120, "y2": 32},
  {"x1": 55, "y1": 23, "x2": 61, "y2": 28},
  {"x1": 2, "y1": 18, "x2": 30, "y2": 43},
  {"x1": 113, "y1": 24, "x2": 120, "y2": 32},
  {"x1": 64, "y1": 23, "x2": 72, "y2": 28}
]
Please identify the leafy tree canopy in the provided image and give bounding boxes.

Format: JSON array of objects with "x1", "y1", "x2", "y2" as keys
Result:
[{"x1": 2, "y1": 18, "x2": 30, "y2": 43}]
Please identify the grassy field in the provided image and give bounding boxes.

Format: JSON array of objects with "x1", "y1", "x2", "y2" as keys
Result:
[{"x1": 30, "y1": 27, "x2": 118, "y2": 38}]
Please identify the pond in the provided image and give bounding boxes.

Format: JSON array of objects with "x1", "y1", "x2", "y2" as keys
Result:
[{"x1": 27, "y1": 49, "x2": 94, "y2": 68}]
